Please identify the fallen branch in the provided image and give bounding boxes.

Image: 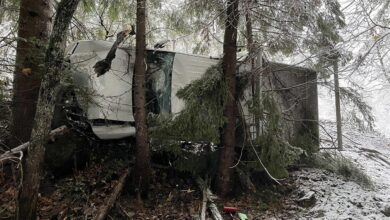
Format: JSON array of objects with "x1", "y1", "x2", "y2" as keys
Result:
[
  {"x1": 208, "y1": 203, "x2": 224, "y2": 220},
  {"x1": 94, "y1": 168, "x2": 130, "y2": 220},
  {"x1": 94, "y1": 26, "x2": 135, "y2": 77},
  {"x1": 200, "y1": 186, "x2": 207, "y2": 220},
  {"x1": 196, "y1": 177, "x2": 223, "y2": 220},
  {"x1": 0, "y1": 125, "x2": 68, "y2": 162},
  {"x1": 200, "y1": 177, "x2": 208, "y2": 220}
]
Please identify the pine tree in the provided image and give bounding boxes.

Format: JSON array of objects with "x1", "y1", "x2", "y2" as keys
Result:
[
  {"x1": 132, "y1": 0, "x2": 152, "y2": 198},
  {"x1": 216, "y1": 0, "x2": 239, "y2": 197},
  {"x1": 16, "y1": 0, "x2": 80, "y2": 218},
  {"x1": 9, "y1": 0, "x2": 53, "y2": 147}
]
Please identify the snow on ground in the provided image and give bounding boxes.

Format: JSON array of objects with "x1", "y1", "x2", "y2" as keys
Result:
[{"x1": 292, "y1": 121, "x2": 390, "y2": 219}]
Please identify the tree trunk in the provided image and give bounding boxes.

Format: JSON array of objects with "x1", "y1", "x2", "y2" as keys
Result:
[
  {"x1": 245, "y1": 5, "x2": 259, "y2": 140},
  {"x1": 132, "y1": 0, "x2": 152, "y2": 196},
  {"x1": 16, "y1": 0, "x2": 80, "y2": 219},
  {"x1": 245, "y1": 2, "x2": 262, "y2": 140},
  {"x1": 216, "y1": 0, "x2": 239, "y2": 197},
  {"x1": 10, "y1": 0, "x2": 53, "y2": 147},
  {"x1": 333, "y1": 59, "x2": 343, "y2": 151}
]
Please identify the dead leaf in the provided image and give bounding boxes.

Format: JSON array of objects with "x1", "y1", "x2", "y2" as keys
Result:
[
  {"x1": 166, "y1": 192, "x2": 173, "y2": 202},
  {"x1": 5, "y1": 186, "x2": 16, "y2": 197},
  {"x1": 22, "y1": 68, "x2": 32, "y2": 76}
]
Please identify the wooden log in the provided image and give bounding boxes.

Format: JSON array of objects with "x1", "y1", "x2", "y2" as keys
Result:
[
  {"x1": 0, "y1": 125, "x2": 68, "y2": 162},
  {"x1": 94, "y1": 26, "x2": 135, "y2": 77},
  {"x1": 93, "y1": 168, "x2": 130, "y2": 220}
]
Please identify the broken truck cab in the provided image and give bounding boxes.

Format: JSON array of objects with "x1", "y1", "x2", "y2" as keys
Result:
[{"x1": 66, "y1": 40, "x2": 319, "y2": 148}]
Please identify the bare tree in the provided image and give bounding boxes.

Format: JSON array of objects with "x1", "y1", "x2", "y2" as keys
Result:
[
  {"x1": 131, "y1": 0, "x2": 152, "y2": 198},
  {"x1": 9, "y1": 0, "x2": 53, "y2": 147},
  {"x1": 16, "y1": 0, "x2": 80, "y2": 218},
  {"x1": 216, "y1": 0, "x2": 239, "y2": 197},
  {"x1": 333, "y1": 57, "x2": 343, "y2": 150}
]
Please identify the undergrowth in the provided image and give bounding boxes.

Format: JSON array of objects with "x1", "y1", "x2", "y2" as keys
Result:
[{"x1": 310, "y1": 152, "x2": 373, "y2": 189}]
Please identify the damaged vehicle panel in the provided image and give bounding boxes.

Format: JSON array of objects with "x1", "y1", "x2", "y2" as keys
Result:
[
  {"x1": 67, "y1": 40, "x2": 219, "y2": 139},
  {"x1": 66, "y1": 40, "x2": 318, "y2": 146}
]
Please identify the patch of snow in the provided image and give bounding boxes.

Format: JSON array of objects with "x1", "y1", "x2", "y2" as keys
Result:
[{"x1": 292, "y1": 121, "x2": 390, "y2": 219}]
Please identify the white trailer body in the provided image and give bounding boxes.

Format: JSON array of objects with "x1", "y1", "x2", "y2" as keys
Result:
[
  {"x1": 67, "y1": 40, "x2": 219, "y2": 139},
  {"x1": 66, "y1": 40, "x2": 318, "y2": 147}
]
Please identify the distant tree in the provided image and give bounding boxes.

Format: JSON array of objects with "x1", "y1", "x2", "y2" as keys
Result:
[
  {"x1": 9, "y1": 0, "x2": 53, "y2": 147},
  {"x1": 306, "y1": 1, "x2": 345, "y2": 150},
  {"x1": 216, "y1": 0, "x2": 239, "y2": 197},
  {"x1": 132, "y1": 0, "x2": 152, "y2": 199},
  {"x1": 16, "y1": 0, "x2": 80, "y2": 218},
  {"x1": 333, "y1": 54, "x2": 343, "y2": 150}
]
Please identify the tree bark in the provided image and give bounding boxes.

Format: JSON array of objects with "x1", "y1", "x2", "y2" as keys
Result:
[
  {"x1": 216, "y1": 0, "x2": 239, "y2": 197},
  {"x1": 333, "y1": 59, "x2": 343, "y2": 151},
  {"x1": 10, "y1": 0, "x2": 53, "y2": 147},
  {"x1": 132, "y1": 0, "x2": 152, "y2": 196},
  {"x1": 16, "y1": 0, "x2": 80, "y2": 219}
]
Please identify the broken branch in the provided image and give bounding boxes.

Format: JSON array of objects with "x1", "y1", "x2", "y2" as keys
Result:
[
  {"x1": 94, "y1": 26, "x2": 135, "y2": 77},
  {"x1": 196, "y1": 177, "x2": 223, "y2": 220},
  {"x1": 0, "y1": 125, "x2": 68, "y2": 162}
]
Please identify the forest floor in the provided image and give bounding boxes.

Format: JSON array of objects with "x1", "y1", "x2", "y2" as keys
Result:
[
  {"x1": 1, "y1": 121, "x2": 390, "y2": 219},
  {"x1": 295, "y1": 121, "x2": 390, "y2": 219}
]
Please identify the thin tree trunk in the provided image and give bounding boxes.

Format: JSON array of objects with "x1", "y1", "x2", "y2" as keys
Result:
[
  {"x1": 256, "y1": 48, "x2": 263, "y2": 133},
  {"x1": 216, "y1": 0, "x2": 239, "y2": 197},
  {"x1": 132, "y1": 0, "x2": 151, "y2": 197},
  {"x1": 376, "y1": 46, "x2": 390, "y2": 83},
  {"x1": 16, "y1": 0, "x2": 80, "y2": 219},
  {"x1": 10, "y1": 0, "x2": 53, "y2": 147},
  {"x1": 333, "y1": 59, "x2": 343, "y2": 151},
  {"x1": 245, "y1": 4, "x2": 260, "y2": 140}
]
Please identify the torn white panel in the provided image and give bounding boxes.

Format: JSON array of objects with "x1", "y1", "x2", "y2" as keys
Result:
[
  {"x1": 171, "y1": 53, "x2": 219, "y2": 114},
  {"x1": 69, "y1": 40, "x2": 134, "y2": 123}
]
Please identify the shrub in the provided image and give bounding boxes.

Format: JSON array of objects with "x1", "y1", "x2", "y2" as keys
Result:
[{"x1": 310, "y1": 152, "x2": 373, "y2": 189}]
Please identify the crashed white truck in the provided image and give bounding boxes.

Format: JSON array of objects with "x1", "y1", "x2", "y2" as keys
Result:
[{"x1": 61, "y1": 40, "x2": 319, "y2": 150}]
